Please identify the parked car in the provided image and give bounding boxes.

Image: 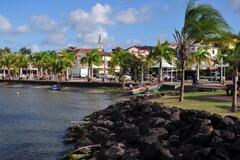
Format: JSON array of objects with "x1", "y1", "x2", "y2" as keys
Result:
[
  {"x1": 96, "y1": 74, "x2": 115, "y2": 79},
  {"x1": 122, "y1": 75, "x2": 132, "y2": 81}
]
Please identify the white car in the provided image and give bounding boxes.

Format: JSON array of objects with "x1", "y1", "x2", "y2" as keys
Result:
[{"x1": 122, "y1": 75, "x2": 131, "y2": 81}]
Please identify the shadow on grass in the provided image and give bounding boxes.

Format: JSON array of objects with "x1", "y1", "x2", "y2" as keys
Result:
[
  {"x1": 214, "y1": 105, "x2": 232, "y2": 112},
  {"x1": 185, "y1": 95, "x2": 230, "y2": 103}
]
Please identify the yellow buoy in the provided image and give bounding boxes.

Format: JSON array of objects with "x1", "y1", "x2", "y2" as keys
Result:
[{"x1": 16, "y1": 91, "x2": 20, "y2": 95}]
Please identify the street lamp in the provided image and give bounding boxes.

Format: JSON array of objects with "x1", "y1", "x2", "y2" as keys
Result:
[{"x1": 141, "y1": 59, "x2": 146, "y2": 85}]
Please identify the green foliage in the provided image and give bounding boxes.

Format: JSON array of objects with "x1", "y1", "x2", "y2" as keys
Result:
[
  {"x1": 80, "y1": 49, "x2": 102, "y2": 66},
  {"x1": 150, "y1": 41, "x2": 175, "y2": 64},
  {"x1": 80, "y1": 49, "x2": 102, "y2": 79},
  {"x1": 183, "y1": 0, "x2": 231, "y2": 43},
  {"x1": 174, "y1": 0, "x2": 230, "y2": 102},
  {"x1": 188, "y1": 46, "x2": 211, "y2": 66},
  {"x1": 109, "y1": 48, "x2": 133, "y2": 76},
  {"x1": 19, "y1": 47, "x2": 32, "y2": 55},
  {"x1": 218, "y1": 33, "x2": 240, "y2": 65}
]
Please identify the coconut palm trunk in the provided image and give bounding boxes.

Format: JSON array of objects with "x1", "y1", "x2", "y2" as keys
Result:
[
  {"x1": 179, "y1": 64, "x2": 185, "y2": 102},
  {"x1": 196, "y1": 64, "x2": 200, "y2": 81},
  {"x1": 7, "y1": 68, "x2": 11, "y2": 79},
  {"x1": 19, "y1": 68, "x2": 23, "y2": 78},
  {"x1": 158, "y1": 59, "x2": 163, "y2": 82},
  {"x1": 232, "y1": 65, "x2": 238, "y2": 112},
  {"x1": 3, "y1": 67, "x2": 5, "y2": 78}
]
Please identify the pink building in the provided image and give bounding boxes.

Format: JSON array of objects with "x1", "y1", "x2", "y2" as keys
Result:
[{"x1": 126, "y1": 46, "x2": 153, "y2": 57}]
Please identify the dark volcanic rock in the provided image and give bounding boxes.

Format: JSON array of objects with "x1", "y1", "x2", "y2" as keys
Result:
[{"x1": 63, "y1": 94, "x2": 240, "y2": 160}]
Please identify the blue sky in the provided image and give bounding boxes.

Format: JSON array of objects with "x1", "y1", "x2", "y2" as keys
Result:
[{"x1": 0, "y1": 0, "x2": 239, "y2": 52}]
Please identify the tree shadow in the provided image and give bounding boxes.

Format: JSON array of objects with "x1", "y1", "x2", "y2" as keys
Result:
[{"x1": 185, "y1": 95, "x2": 230, "y2": 103}]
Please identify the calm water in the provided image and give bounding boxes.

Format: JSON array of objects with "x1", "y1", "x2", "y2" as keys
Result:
[{"x1": 0, "y1": 85, "x2": 121, "y2": 160}]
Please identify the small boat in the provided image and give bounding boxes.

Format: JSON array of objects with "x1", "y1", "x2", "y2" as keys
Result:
[
  {"x1": 147, "y1": 82, "x2": 163, "y2": 92},
  {"x1": 129, "y1": 86, "x2": 148, "y2": 95},
  {"x1": 129, "y1": 82, "x2": 162, "y2": 95},
  {"x1": 51, "y1": 84, "x2": 61, "y2": 91}
]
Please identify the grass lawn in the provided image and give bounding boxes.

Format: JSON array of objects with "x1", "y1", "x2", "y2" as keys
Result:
[{"x1": 152, "y1": 90, "x2": 240, "y2": 118}]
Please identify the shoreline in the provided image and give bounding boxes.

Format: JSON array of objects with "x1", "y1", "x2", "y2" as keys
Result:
[
  {"x1": 61, "y1": 94, "x2": 240, "y2": 160},
  {"x1": 0, "y1": 79, "x2": 124, "y2": 88}
]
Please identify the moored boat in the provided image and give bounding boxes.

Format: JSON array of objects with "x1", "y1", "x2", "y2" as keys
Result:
[
  {"x1": 129, "y1": 86, "x2": 148, "y2": 95},
  {"x1": 52, "y1": 84, "x2": 61, "y2": 91},
  {"x1": 147, "y1": 82, "x2": 163, "y2": 92},
  {"x1": 129, "y1": 82, "x2": 162, "y2": 95}
]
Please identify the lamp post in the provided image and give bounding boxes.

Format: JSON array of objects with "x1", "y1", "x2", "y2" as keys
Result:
[
  {"x1": 141, "y1": 59, "x2": 146, "y2": 85},
  {"x1": 170, "y1": 59, "x2": 173, "y2": 84},
  {"x1": 103, "y1": 54, "x2": 106, "y2": 82},
  {"x1": 220, "y1": 58, "x2": 223, "y2": 84}
]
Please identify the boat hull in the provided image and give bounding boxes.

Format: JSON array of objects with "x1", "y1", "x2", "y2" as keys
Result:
[
  {"x1": 129, "y1": 83, "x2": 162, "y2": 95},
  {"x1": 52, "y1": 84, "x2": 61, "y2": 91}
]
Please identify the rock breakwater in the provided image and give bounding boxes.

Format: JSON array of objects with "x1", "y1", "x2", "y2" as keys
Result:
[{"x1": 62, "y1": 95, "x2": 240, "y2": 160}]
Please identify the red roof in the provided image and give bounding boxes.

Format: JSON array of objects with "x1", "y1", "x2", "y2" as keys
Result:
[{"x1": 73, "y1": 48, "x2": 104, "y2": 58}]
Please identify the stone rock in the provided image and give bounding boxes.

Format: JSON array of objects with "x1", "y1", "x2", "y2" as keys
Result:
[
  {"x1": 122, "y1": 148, "x2": 140, "y2": 160},
  {"x1": 104, "y1": 143, "x2": 126, "y2": 159},
  {"x1": 63, "y1": 95, "x2": 240, "y2": 160},
  {"x1": 231, "y1": 139, "x2": 240, "y2": 151},
  {"x1": 149, "y1": 117, "x2": 165, "y2": 128}
]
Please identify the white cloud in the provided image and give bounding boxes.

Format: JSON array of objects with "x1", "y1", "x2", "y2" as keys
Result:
[
  {"x1": 229, "y1": 0, "x2": 240, "y2": 12},
  {"x1": 42, "y1": 32, "x2": 66, "y2": 46},
  {"x1": 79, "y1": 27, "x2": 114, "y2": 45},
  {"x1": 31, "y1": 44, "x2": 40, "y2": 52},
  {"x1": 117, "y1": 6, "x2": 151, "y2": 24},
  {"x1": 0, "y1": 15, "x2": 31, "y2": 34},
  {"x1": 31, "y1": 15, "x2": 58, "y2": 33},
  {"x1": 69, "y1": 3, "x2": 114, "y2": 47},
  {"x1": 14, "y1": 25, "x2": 31, "y2": 34},
  {"x1": 31, "y1": 15, "x2": 68, "y2": 46},
  {"x1": 69, "y1": 3, "x2": 112, "y2": 28},
  {"x1": 0, "y1": 15, "x2": 11, "y2": 33}
]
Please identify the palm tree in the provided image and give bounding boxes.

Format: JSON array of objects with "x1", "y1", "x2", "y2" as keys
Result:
[
  {"x1": 220, "y1": 33, "x2": 240, "y2": 112},
  {"x1": 109, "y1": 48, "x2": 133, "y2": 88},
  {"x1": 189, "y1": 46, "x2": 211, "y2": 80},
  {"x1": 0, "y1": 49, "x2": 8, "y2": 78},
  {"x1": 15, "y1": 53, "x2": 29, "y2": 79},
  {"x1": 1, "y1": 53, "x2": 17, "y2": 79},
  {"x1": 174, "y1": 0, "x2": 230, "y2": 102},
  {"x1": 80, "y1": 49, "x2": 102, "y2": 81},
  {"x1": 32, "y1": 52, "x2": 48, "y2": 79},
  {"x1": 59, "y1": 49, "x2": 76, "y2": 80},
  {"x1": 150, "y1": 41, "x2": 175, "y2": 82}
]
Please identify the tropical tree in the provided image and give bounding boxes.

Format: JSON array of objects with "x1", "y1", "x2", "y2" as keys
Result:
[
  {"x1": 219, "y1": 33, "x2": 240, "y2": 112},
  {"x1": 19, "y1": 47, "x2": 32, "y2": 55},
  {"x1": 80, "y1": 49, "x2": 102, "y2": 81},
  {"x1": 174, "y1": 0, "x2": 230, "y2": 102},
  {"x1": 3, "y1": 47, "x2": 11, "y2": 54},
  {"x1": 59, "y1": 49, "x2": 76, "y2": 80},
  {"x1": 109, "y1": 48, "x2": 133, "y2": 87},
  {"x1": 189, "y1": 46, "x2": 211, "y2": 80},
  {"x1": 150, "y1": 41, "x2": 175, "y2": 81},
  {"x1": 15, "y1": 53, "x2": 29, "y2": 78},
  {"x1": 1, "y1": 53, "x2": 17, "y2": 79},
  {"x1": 31, "y1": 51, "x2": 51, "y2": 79}
]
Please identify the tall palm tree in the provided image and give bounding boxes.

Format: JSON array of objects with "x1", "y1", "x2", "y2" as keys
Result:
[
  {"x1": 174, "y1": 0, "x2": 230, "y2": 102},
  {"x1": 109, "y1": 48, "x2": 133, "y2": 87},
  {"x1": 59, "y1": 49, "x2": 76, "y2": 80},
  {"x1": 189, "y1": 46, "x2": 211, "y2": 80},
  {"x1": 15, "y1": 53, "x2": 29, "y2": 78},
  {"x1": 0, "y1": 49, "x2": 8, "y2": 78},
  {"x1": 80, "y1": 49, "x2": 102, "y2": 80},
  {"x1": 220, "y1": 33, "x2": 240, "y2": 112},
  {"x1": 150, "y1": 41, "x2": 175, "y2": 82},
  {"x1": 1, "y1": 53, "x2": 17, "y2": 79},
  {"x1": 32, "y1": 52, "x2": 48, "y2": 79}
]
